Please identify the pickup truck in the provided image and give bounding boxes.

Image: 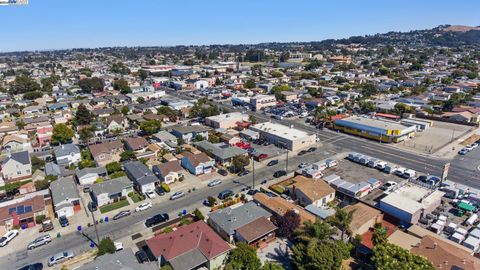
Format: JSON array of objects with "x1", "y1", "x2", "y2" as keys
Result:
[{"x1": 39, "y1": 220, "x2": 54, "y2": 232}]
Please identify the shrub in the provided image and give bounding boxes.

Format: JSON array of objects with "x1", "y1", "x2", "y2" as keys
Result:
[
  {"x1": 207, "y1": 196, "x2": 217, "y2": 206},
  {"x1": 128, "y1": 192, "x2": 134, "y2": 197},
  {"x1": 110, "y1": 171, "x2": 126, "y2": 179},
  {"x1": 194, "y1": 209, "x2": 205, "y2": 221},
  {"x1": 35, "y1": 214, "x2": 45, "y2": 224},
  {"x1": 161, "y1": 183, "x2": 171, "y2": 193},
  {"x1": 163, "y1": 226, "x2": 173, "y2": 233},
  {"x1": 270, "y1": 185, "x2": 285, "y2": 194},
  {"x1": 180, "y1": 216, "x2": 193, "y2": 226}
]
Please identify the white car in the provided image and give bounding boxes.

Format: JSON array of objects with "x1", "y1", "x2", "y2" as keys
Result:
[
  {"x1": 145, "y1": 190, "x2": 156, "y2": 199},
  {"x1": 170, "y1": 191, "x2": 185, "y2": 200},
  {"x1": 208, "y1": 179, "x2": 222, "y2": 187},
  {"x1": 48, "y1": 250, "x2": 74, "y2": 266},
  {"x1": 135, "y1": 201, "x2": 152, "y2": 212},
  {"x1": 471, "y1": 143, "x2": 479, "y2": 149},
  {"x1": 0, "y1": 230, "x2": 18, "y2": 247},
  {"x1": 114, "y1": 242, "x2": 124, "y2": 252}
]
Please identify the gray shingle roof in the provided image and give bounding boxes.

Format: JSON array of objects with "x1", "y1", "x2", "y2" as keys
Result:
[
  {"x1": 50, "y1": 176, "x2": 80, "y2": 207},
  {"x1": 172, "y1": 125, "x2": 210, "y2": 134},
  {"x1": 8, "y1": 150, "x2": 30, "y2": 165},
  {"x1": 209, "y1": 202, "x2": 271, "y2": 236},
  {"x1": 75, "y1": 166, "x2": 107, "y2": 179},
  {"x1": 123, "y1": 161, "x2": 159, "y2": 186},
  {"x1": 91, "y1": 176, "x2": 132, "y2": 197},
  {"x1": 194, "y1": 141, "x2": 247, "y2": 160},
  {"x1": 54, "y1": 144, "x2": 80, "y2": 158},
  {"x1": 76, "y1": 248, "x2": 157, "y2": 270},
  {"x1": 169, "y1": 248, "x2": 207, "y2": 270}
]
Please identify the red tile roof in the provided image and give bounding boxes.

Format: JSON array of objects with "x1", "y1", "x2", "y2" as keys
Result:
[{"x1": 146, "y1": 221, "x2": 231, "y2": 261}]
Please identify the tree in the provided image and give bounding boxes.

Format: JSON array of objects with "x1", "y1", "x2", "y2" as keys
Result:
[
  {"x1": 110, "y1": 62, "x2": 130, "y2": 75},
  {"x1": 79, "y1": 126, "x2": 94, "y2": 145},
  {"x1": 260, "y1": 262, "x2": 285, "y2": 270},
  {"x1": 232, "y1": 155, "x2": 250, "y2": 171},
  {"x1": 9, "y1": 75, "x2": 41, "y2": 94},
  {"x1": 140, "y1": 120, "x2": 162, "y2": 135},
  {"x1": 75, "y1": 104, "x2": 93, "y2": 126},
  {"x1": 121, "y1": 106, "x2": 130, "y2": 115},
  {"x1": 371, "y1": 243, "x2": 435, "y2": 270},
  {"x1": 78, "y1": 77, "x2": 105, "y2": 93},
  {"x1": 106, "y1": 162, "x2": 122, "y2": 174},
  {"x1": 16, "y1": 120, "x2": 26, "y2": 130},
  {"x1": 359, "y1": 101, "x2": 376, "y2": 113},
  {"x1": 271, "y1": 71, "x2": 284, "y2": 78},
  {"x1": 248, "y1": 115, "x2": 257, "y2": 124},
  {"x1": 225, "y1": 242, "x2": 261, "y2": 270},
  {"x1": 137, "y1": 97, "x2": 145, "y2": 104},
  {"x1": 120, "y1": 150, "x2": 136, "y2": 161},
  {"x1": 96, "y1": 237, "x2": 116, "y2": 257},
  {"x1": 328, "y1": 208, "x2": 354, "y2": 240},
  {"x1": 193, "y1": 208, "x2": 205, "y2": 221},
  {"x1": 113, "y1": 79, "x2": 131, "y2": 94},
  {"x1": 372, "y1": 222, "x2": 388, "y2": 246},
  {"x1": 31, "y1": 156, "x2": 45, "y2": 172},
  {"x1": 243, "y1": 79, "x2": 256, "y2": 89},
  {"x1": 52, "y1": 124, "x2": 74, "y2": 144},
  {"x1": 394, "y1": 102, "x2": 413, "y2": 115},
  {"x1": 138, "y1": 69, "x2": 149, "y2": 80},
  {"x1": 23, "y1": 91, "x2": 43, "y2": 100},
  {"x1": 34, "y1": 180, "x2": 50, "y2": 190},
  {"x1": 195, "y1": 134, "x2": 204, "y2": 142},
  {"x1": 277, "y1": 210, "x2": 301, "y2": 238},
  {"x1": 208, "y1": 133, "x2": 220, "y2": 143}
]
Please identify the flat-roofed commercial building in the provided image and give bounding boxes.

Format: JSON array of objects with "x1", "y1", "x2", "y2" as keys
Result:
[
  {"x1": 250, "y1": 95, "x2": 277, "y2": 111},
  {"x1": 333, "y1": 116, "x2": 416, "y2": 143},
  {"x1": 249, "y1": 122, "x2": 316, "y2": 151},
  {"x1": 205, "y1": 112, "x2": 249, "y2": 129},
  {"x1": 379, "y1": 183, "x2": 444, "y2": 225}
]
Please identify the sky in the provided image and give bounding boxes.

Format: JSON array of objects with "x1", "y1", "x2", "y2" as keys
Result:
[{"x1": 0, "y1": 0, "x2": 479, "y2": 52}]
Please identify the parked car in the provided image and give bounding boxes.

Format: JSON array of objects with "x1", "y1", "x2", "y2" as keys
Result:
[
  {"x1": 114, "y1": 242, "x2": 123, "y2": 252},
  {"x1": 0, "y1": 230, "x2": 18, "y2": 247},
  {"x1": 208, "y1": 179, "x2": 222, "y2": 187},
  {"x1": 19, "y1": 263, "x2": 43, "y2": 270},
  {"x1": 145, "y1": 190, "x2": 156, "y2": 199},
  {"x1": 145, "y1": 213, "x2": 169, "y2": 227},
  {"x1": 170, "y1": 191, "x2": 185, "y2": 200},
  {"x1": 261, "y1": 179, "x2": 268, "y2": 184},
  {"x1": 47, "y1": 251, "x2": 74, "y2": 267},
  {"x1": 297, "y1": 150, "x2": 307, "y2": 156},
  {"x1": 273, "y1": 170, "x2": 287, "y2": 178},
  {"x1": 218, "y1": 190, "x2": 234, "y2": 200},
  {"x1": 307, "y1": 147, "x2": 317, "y2": 152},
  {"x1": 458, "y1": 148, "x2": 469, "y2": 155},
  {"x1": 238, "y1": 170, "x2": 250, "y2": 177},
  {"x1": 380, "y1": 181, "x2": 397, "y2": 191},
  {"x1": 59, "y1": 216, "x2": 69, "y2": 227},
  {"x1": 38, "y1": 220, "x2": 54, "y2": 233},
  {"x1": 254, "y1": 153, "x2": 268, "y2": 161},
  {"x1": 135, "y1": 250, "x2": 149, "y2": 263},
  {"x1": 471, "y1": 143, "x2": 479, "y2": 149},
  {"x1": 267, "y1": 160, "x2": 279, "y2": 167},
  {"x1": 135, "y1": 202, "x2": 152, "y2": 212},
  {"x1": 27, "y1": 235, "x2": 52, "y2": 250},
  {"x1": 155, "y1": 186, "x2": 165, "y2": 196},
  {"x1": 113, "y1": 210, "x2": 131, "y2": 220},
  {"x1": 217, "y1": 169, "x2": 228, "y2": 176},
  {"x1": 298, "y1": 162, "x2": 309, "y2": 168}
]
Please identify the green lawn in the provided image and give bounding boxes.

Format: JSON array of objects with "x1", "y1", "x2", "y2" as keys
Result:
[
  {"x1": 131, "y1": 192, "x2": 144, "y2": 203},
  {"x1": 99, "y1": 199, "x2": 130, "y2": 214}
]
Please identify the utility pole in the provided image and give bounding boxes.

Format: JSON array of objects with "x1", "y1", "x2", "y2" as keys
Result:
[
  {"x1": 88, "y1": 202, "x2": 100, "y2": 245},
  {"x1": 252, "y1": 156, "x2": 255, "y2": 189},
  {"x1": 285, "y1": 149, "x2": 289, "y2": 173}
]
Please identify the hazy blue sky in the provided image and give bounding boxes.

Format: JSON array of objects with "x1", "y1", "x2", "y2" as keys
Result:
[{"x1": 0, "y1": 0, "x2": 479, "y2": 52}]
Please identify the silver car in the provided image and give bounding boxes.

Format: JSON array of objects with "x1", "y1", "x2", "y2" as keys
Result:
[
  {"x1": 27, "y1": 234, "x2": 51, "y2": 250},
  {"x1": 170, "y1": 191, "x2": 185, "y2": 200},
  {"x1": 208, "y1": 179, "x2": 222, "y2": 187},
  {"x1": 48, "y1": 250, "x2": 74, "y2": 266}
]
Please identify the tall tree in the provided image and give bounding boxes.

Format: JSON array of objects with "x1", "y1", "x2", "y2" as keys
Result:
[
  {"x1": 52, "y1": 124, "x2": 74, "y2": 144},
  {"x1": 277, "y1": 210, "x2": 301, "y2": 238},
  {"x1": 328, "y1": 208, "x2": 355, "y2": 240},
  {"x1": 96, "y1": 237, "x2": 116, "y2": 257},
  {"x1": 260, "y1": 262, "x2": 285, "y2": 270},
  {"x1": 140, "y1": 120, "x2": 162, "y2": 135},
  {"x1": 232, "y1": 155, "x2": 250, "y2": 171},
  {"x1": 78, "y1": 77, "x2": 105, "y2": 93},
  {"x1": 372, "y1": 243, "x2": 435, "y2": 270},
  {"x1": 225, "y1": 242, "x2": 261, "y2": 270},
  {"x1": 75, "y1": 104, "x2": 93, "y2": 126}
]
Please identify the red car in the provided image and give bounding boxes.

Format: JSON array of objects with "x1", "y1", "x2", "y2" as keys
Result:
[
  {"x1": 235, "y1": 142, "x2": 251, "y2": 149},
  {"x1": 254, "y1": 153, "x2": 269, "y2": 161}
]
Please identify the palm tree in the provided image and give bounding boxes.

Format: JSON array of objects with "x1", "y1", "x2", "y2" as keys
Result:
[
  {"x1": 372, "y1": 222, "x2": 387, "y2": 246},
  {"x1": 328, "y1": 208, "x2": 355, "y2": 241},
  {"x1": 295, "y1": 220, "x2": 334, "y2": 245}
]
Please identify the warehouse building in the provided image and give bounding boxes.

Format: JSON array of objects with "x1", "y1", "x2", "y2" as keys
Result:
[
  {"x1": 205, "y1": 112, "x2": 249, "y2": 129},
  {"x1": 379, "y1": 183, "x2": 444, "y2": 226},
  {"x1": 333, "y1": 116, "x2": 416, "y2": 143},
  {"x1": 249, "y1": 122, "x2": 316, "y2": 151}
]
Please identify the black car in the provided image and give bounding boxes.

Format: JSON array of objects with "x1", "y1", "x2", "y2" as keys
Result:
[
  {"x1": 273, "y1": 170, "x2": 287, "y2": 178},
  {"x1": 238, "y1": 170, "x2": 250, "y2": 177},
  {"x1": 113, "y1": 210, "x2": 131, "y2": 220},
  {"x1": 247, "y1": 189, "x2": 259, "y2": 195},
  {"x1": 135, "y1": 250, "x2": 149, "y2": 263},
  {"x1": 297, "y1": 150, "x2": 307, "y2": 156},
  {"x1": 218, "y1": 169, "x2": 228, "y2": 176},
  {"x1": 155, "y1": 186, "x2": 166, "y2": 196},
  {"x1": 59, "y1": 216, "x2": 69, "y2": 227},
  {"x1": 307, "y1": 147, "x2": 317, "y2": 152},
  {"x1": 145, "y1": 213, "x2": 169, "y2": 227},
  {"x1": 19, "y1": 263, "x2": 43, "y2": 270},
  {"x1": 267, "y1": 160, "x2": 279, "y2": 167}
]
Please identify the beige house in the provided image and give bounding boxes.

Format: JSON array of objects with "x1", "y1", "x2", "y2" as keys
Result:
[
  {"x1": 249, "y1": 122, "x2": 317, "y2": 151},
  {"x1": 88, "y1": 140, "x2": 124, "y2": 166},
  {"x1": 343, "y1": 202, "x2": 383, "y2": 237},
  {"x1": 205, "y1": 112, "x2": 249, "y2": 129},
  {"x1": 250, "y1": 95, "x2": 277, "y2": 111},
  {"x1": 287, "y1": 176, "x2": 335, "y2": 207}
]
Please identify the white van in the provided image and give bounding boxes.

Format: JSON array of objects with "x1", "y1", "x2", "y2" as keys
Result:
[
  {"x1": 376, "y1": 161, "x2": 388, "y2": 170},
  {"x1": 394, "y1": 167, "x2": 406, "y2": 177},
  {"x1": 403, "y1": 169, "x2": 416, "y2": 179},
  {"x1": 367, "y1": 159, "x2": 379, "y2": 168}
]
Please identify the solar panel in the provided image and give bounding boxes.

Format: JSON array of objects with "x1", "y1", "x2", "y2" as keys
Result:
[
  {"x1": 16, "y1": 205, "x2": 25, "y2": 214},
  {"x1": 8, "y1": 208, "x2": 15, "y2": 214},
  {"x1": 24, "y1": 206, "x2": 32, "y2": 213}
]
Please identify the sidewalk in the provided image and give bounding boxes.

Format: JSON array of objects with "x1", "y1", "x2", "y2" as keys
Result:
[{"x1": 430, "y1": 128, "x2": 480, "y2": 159}]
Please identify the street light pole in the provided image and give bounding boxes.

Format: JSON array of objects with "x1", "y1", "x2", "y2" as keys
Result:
[
  {"x1": 252, "y1": 156, "x2": 255, "y2": 189},
  {"x1": 88, "y1": 202, "x2": 100, "y2": 245},
  {"x1": 285, "y1": 149, "x2": 289, "y2": 173}
]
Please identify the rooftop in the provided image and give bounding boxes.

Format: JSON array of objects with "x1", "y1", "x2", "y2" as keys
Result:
[
  {"x1": 380, "y1": 183, "x2": 445, "y2": 214},
  {"x1": 250, "y1": 122, "x2": 313, "y2": 141}
]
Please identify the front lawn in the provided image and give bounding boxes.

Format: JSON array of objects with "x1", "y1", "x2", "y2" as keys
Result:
[
  {"x1": 130, "y1": 192, "x2": 144, "y2": 203},
  {"x1": 99, "y1": 199, "x2": 129, "y2": 214}
]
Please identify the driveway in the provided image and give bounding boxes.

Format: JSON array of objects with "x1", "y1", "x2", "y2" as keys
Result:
[{"x1": 257, "y1": 238, "x2": 293, "y2": 270}]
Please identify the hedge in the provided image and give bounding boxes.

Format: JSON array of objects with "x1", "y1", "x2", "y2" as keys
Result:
[{"x1": 99, "y1": 199, "x2": 130, "y2": 214}]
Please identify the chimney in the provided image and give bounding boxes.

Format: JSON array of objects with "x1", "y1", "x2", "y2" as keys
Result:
[{"x1": 433, "y1": 242, "x2": 438, "y2": 249}]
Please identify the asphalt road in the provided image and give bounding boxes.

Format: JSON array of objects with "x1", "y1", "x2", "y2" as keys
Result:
[{"x1": 1, "y1": 147, "x2": 331, "y2": 269}]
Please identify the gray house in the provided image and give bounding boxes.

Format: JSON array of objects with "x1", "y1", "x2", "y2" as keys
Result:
[
  {"x1": 75, "y1": 166, "x2": 108, "y2": 186},
  {"x1": 170, "y1": 125, "x2": 210, "y2": 142},
  {"x1": 91, "y1": 176, "x2": 133, "y2": 207},
  {"x1": 54, "y1": 144, "x2": 81, "y2": 166},
  {"x1": 194, "y1": 141, "x2": 247, "y2": 165},
  {"x1": 123, "y1": 161, "x2": 159, "y2": 194},
  {"x1": 208, "y1": 202, "x2": 272, "y2": 243},
  {"x1": 1, "y1": 150, "x2": 31, "y2": 182},
  {"x1": 50, "y1": 176, "x2": 81, "y2": 218},
  {"x1": 76, "y1": 248, "x2": 157, "y2": 270}
]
